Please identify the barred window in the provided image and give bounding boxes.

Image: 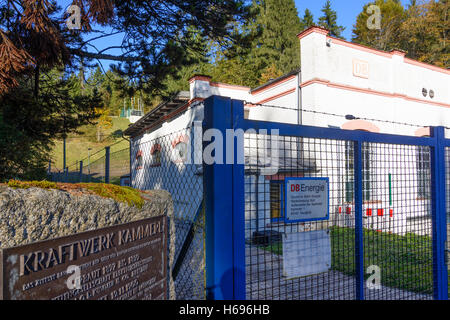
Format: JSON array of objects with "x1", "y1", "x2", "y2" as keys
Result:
[
  {"x1": 136, "y1": 150, "x2": 143, "y2": 170},
  {"x1": 150, "y1": 144, "x2": 162, "y2": 167},
  {"x1": 417, "y1": 146, "x2": 430, "y2": 198},
  {"x1": 345, "y1": 142, "x2": 374, "y2": 202},
  {"x1": 362, "y1": 144, "x2": 372, "y2": 201},
  {"x1": 345, "y1": 141, "x2": 354, "y2": 203}
]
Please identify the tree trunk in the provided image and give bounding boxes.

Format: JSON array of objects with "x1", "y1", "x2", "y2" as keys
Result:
[{"x1": 34, "y1": 64, "x2": 40, "y2": 98}]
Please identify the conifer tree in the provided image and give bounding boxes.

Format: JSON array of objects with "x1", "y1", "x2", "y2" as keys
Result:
[
  {"x1": 301, "y1": 9, "x2": 315, "y2": 30},
  {"x1": 251, "y1": 0, "x2": 303, "y2": 75},
  {"x1": 318, "y1": 0, "x2": 345, "y2": 38}
]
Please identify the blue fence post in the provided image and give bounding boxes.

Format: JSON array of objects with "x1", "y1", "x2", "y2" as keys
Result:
[
  {"x1": 231, "y1": 99, "x2": 246, "y2": 300},
  {"x1": 354, "y1": 140, "x2": 365, "y2": 300},
  {"x1": 430, "y1": 126, "x2": 448, "y2": 300},
  {"x1": 203, "y1": 95, "x2": 235, "y2": 300}
]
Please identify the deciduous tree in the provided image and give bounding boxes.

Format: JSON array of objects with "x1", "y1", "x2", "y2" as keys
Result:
[{"x1": 352, "y1": 0, "x2": 406, "y2": 51}]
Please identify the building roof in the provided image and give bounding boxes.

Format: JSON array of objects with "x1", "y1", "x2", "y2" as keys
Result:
[
  {"x1": 124, "y1": 69, "x2": 302, "y2": 137},
  {"x1": 123, "y1": 91, "x2": 190, "y2": 137},
  {"x1": 250, "y1": 68, "x2": 301, "y2": 94}
]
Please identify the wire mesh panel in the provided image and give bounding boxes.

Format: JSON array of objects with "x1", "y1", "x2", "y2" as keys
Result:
[
  {"x1": 50, "y1": 161, "x2": 87, "y2": 183},
  {"x1": 243, "y1": 131, "x2": 436, "y2": 300},
  {"x1": 109, "y1": 148, "x2": 130, "y2": 185},
  {"x1": 85, "y1": 155, "x2": 106, "y2": 183},
  {"x1": 244, "y1": 133, "x2": 356, "y2": 300},
  {"x1": 362, "y1": 143, "x2": 433, "y2": 300},
  {"x1": 131, "y1": 126, "x2": 205, "y2": 300}
]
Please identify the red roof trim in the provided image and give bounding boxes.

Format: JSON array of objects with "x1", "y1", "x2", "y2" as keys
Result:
[{"x1": 297, "y1": 26, "x2": 330, "y2": 39}]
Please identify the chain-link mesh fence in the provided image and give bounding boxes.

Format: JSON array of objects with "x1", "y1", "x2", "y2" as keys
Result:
[
  {"x1": 110, "y1": 148, "x2": 130, "y2": 185},
  {"x1": 131, "y1": 126, "x2": 205, "y2": 300},
  {"x1": 50, "y1": 147, "x2": 130, "y2": 185},
  {"x1": 49, "y1": 132, "x2": 204, "y2": 300}
]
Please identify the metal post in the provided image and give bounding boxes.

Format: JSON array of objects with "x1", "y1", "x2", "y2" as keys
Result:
[
  {"x1": 88, "y1": 148, "x2": 92, "y2": 183},
  {"x1": 430, "y1": 126, "x2": 448, "y2": 300},
  {"x1": 63, "y1": 138, "x2": 66, "y2": 172},
  {"x1": 231, "y1": 99, "x2": 245, "y2": 300},
  {"x1": 105, "y1": 146, "x2": 110, "y2": 184},
  {"x1": 354, "y1": 140, "x2": 365, "y2": 300},
  {"x1": 79, "y1": 160, "x2": 83, "y2": 183},
  {"x1": 203, "y1": 96, "x2": 245, "y2": 300}
]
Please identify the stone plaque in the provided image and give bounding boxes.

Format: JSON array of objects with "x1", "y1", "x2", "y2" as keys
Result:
[{"x1": 0, "y1": 216, "x2": 167, "y2": 300}]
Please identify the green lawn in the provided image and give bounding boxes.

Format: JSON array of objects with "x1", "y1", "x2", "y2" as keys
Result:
[{"x1": 261, "y1": 227, "x2": 438, "y2": 295}]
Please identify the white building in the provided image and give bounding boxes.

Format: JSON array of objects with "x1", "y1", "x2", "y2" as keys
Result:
[{"x1": 124, "y1": 26, "x2": 450, "y2": 238}]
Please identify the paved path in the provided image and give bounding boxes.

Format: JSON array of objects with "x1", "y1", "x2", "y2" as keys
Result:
[{"x1": 245, "y1": 245, "x2": 432, "y2": 300}]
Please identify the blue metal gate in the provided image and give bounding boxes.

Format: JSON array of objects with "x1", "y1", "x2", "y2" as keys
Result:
[{"x1": 203, "y1": 96, "x2": 448, "y2": 300}]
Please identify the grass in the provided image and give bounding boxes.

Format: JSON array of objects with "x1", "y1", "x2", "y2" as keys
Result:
[
  {"x1": 261, "y1": 226, "x2": 437, "y2": 295},
  {"x1": 7, "y1": 180, "x2": 144, "y2": 208},
  {"x1": 50, "y1": 118, "x2": 131, "y2": 171}
]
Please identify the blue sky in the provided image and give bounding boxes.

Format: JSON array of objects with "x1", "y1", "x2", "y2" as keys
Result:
[
  {"x1": 294, "y1": 0, "x2": 410, "y2": 40},
  {"x1": 58, "y1": 0, "x2": 412, "y2": 69}
]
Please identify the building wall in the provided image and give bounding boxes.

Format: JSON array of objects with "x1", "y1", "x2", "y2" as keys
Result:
[{"x1": 299, "y1": 27, "x2": 450, "y2": 136}]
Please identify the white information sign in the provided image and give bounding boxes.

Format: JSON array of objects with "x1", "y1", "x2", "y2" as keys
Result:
[
  {"x1": 285, "y1": 178, "x2": 329, "y2": 223},
  {"x1": 282, "y1": 230, "x2": 331, "y2": 279}
]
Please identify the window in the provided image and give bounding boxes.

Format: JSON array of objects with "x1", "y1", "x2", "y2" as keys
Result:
[
  {"x1": 171, "y1": 135, "x2": 189, "y2": 163},
  {"x1": 136, "y1": 150, "x2": 143, "y2": 170},
  {"x1": 417, "y1": 146, "x2": 430, "y2": 198},
  {"x1": 344, "y1": 141, "x2": 354, "y2": 203},
  {"x1": 345, "y1": 142, "x2": 373, "y2": 202},
  {"x1": 362, "y1": 144, "x2": 372, "y2": 201},
  {"x1": 172, "y1": 142, "x2": 189, "y2": 163},
  {"x1": 150, "y1": 144, "x2": 161, "y2": 167},
  {"x1": 270, "y1": 181, "x2": 285, "y2": 221}
]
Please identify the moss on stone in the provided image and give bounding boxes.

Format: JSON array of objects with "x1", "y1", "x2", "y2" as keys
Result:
[
  {"x1": 8, "y1": 180, "x2": 58, "y2": 189},
  {"x1": 6, "y1": 180, "x2": 145, "y2": 208},
  {"x1": 78, "y1": 183, "x2": 145, "y2": 209}
]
